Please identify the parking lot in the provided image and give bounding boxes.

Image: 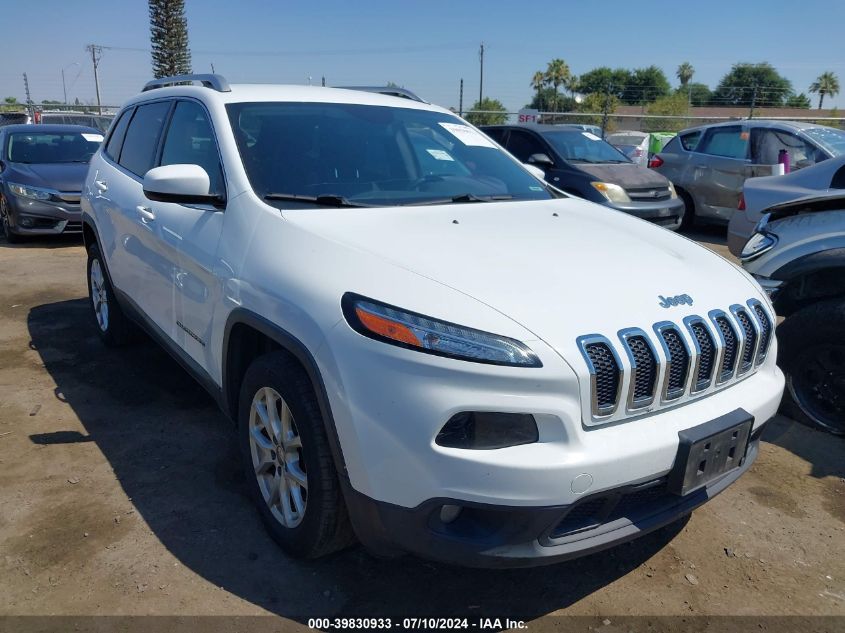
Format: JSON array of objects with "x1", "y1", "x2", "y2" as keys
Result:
[{"x1": 0, "y1": 231, "x2": 843, "y2": 627}]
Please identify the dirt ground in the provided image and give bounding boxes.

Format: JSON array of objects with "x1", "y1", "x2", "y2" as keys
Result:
[{"x1": 0, "y1": 230, "x2": 843, "y2": 629}]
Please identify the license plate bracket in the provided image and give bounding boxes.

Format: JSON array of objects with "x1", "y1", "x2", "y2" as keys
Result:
[{"x1": 668, "y1": 409, "x2": 754, "y2": 497}]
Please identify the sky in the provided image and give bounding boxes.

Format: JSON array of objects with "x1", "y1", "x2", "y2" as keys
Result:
[{"x1": 3, "y1": 0, "x2": 845, "y2": 112}]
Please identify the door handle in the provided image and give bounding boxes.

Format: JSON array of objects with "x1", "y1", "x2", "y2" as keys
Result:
[
  {"x1": 136, "y1": 205, "x2": 156, "y2": 222},
  {"x1": 94, "y1": 180, "x2": 108, "y2": 192}
]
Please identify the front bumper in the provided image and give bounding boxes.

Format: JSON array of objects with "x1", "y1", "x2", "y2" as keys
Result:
[
  {"x1": 604, "y1": 197, "x2": 685, "y2": 229},
  {"x1": 347, "y1": 419, "x2": 766, "y2": 568},
  {"x1": 5, "y1": 194, "x2": 82, "y2": 235}
]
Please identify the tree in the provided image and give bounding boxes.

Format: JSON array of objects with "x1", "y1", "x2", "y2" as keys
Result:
[
  {"x1": 465, "y1": 98, "x2": 507, "y2": 125},
  {"x1": 679, "y1": 82, "x2": 711, "y2": 107},
  {"x1": 149, "y1": 0, "x2": 191, "y2": 79},
  {"x1": 676, "y1": 62, "x2": 694, "y2": 87},
  {"x1": 645, "y1": 92, "x2": 691, "y2": 132},
  {"x1": 530, "y1": 71, "x2": 547, "y2": 110},
  {"x1": 524, "y1": 87, "x2": 574, "y2": 113},
  {"x1": 575, "y1": 92, "x2": 619, "y2": 130},
  {"x1": 711, "y1": 63, "x2": 792, "y2": 107},
  {"x1": 544, "y1": 59, "x2": 572, "y2": 112},
  {"x1": 624, "y1": 66, "x2": 670, "y2": 105},
  {"x1": 785, "y1": 93, "x2": 811, "y2": 109},
  {"x1": 809, "y1": 71, "x2": 840, "y2": 109},
  {"x1": 576, "y1": 67, "x2": 632, "y2": 100}
]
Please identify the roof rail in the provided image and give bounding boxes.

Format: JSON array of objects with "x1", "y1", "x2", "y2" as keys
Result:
[
  {"x1": 336, "y1": 86, "x2": 425, "y2": 103},
  {"x1": 142, "y1": 74, "x2": 231, "y2": 93}
]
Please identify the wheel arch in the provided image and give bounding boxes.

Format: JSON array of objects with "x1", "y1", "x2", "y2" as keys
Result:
[
  {"x1": 221, "y1": 309, "x2": 349, "y2": 477},
  {"x1": 771, "y1": 248, "x2": 845, "y2": 316}
]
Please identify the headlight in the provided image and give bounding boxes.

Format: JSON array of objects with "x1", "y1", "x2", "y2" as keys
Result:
[
  {"x1": 342, "y1": 294, "x2": 542, "y2": 367},
  {"x1": 740, "y1": 231, "x2": 778, "y2": 261},
  {"x1": 590, "y1": 181, "x2": 631, "y2": 203},
  {"x1": 8, "y1": 183, "x2": 52, "y2": 201},
  {"x1": 667, "y1": 182, "x2": 678, "y2": 199}
]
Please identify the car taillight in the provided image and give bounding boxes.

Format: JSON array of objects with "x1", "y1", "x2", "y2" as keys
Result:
[
  {"x1": 738, "y1": 192, "x2": 746, "y2": 210},
  {"x1": 634, "y1": 148, "x2": 643, "y2": 157},
  {"x1": 648, "y1": 155, "x2": 663, "y2": 168},
  {"x1": 34, "y1": 111, "x2": 41, "y2": 124}
]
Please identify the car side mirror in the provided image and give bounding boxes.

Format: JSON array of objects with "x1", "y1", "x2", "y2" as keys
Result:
[
  {"x1": 143, "y1": 164, "x2": 222, "y2": 205},
  {"x1": 523, "y1": 164, "x2": 546, "y2": 181},
  {"x1": 527, "y1": 153, "x2": 554, "y2": 167}
]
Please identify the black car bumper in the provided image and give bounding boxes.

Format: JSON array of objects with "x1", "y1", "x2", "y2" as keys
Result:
[
  {"x1": 606, "y1": 197, "x2": 685, "y2": 229},
  {"x1": 345, "y1": 418, "x2": 766, "y2": 569},
  {"x1": 5, "y1": 195, "x2": 82, "y2": 235}
]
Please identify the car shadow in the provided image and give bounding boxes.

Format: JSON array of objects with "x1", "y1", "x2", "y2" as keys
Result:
[
  {"x1": 762, "y1": 414, "x2": 844, "y2": 480},
  {"x1": 0, "y1": 233, "x2": 83, "y2": 249},
  {"x1": 27, "y1": 298, "x2": 689, "y2": 623}
]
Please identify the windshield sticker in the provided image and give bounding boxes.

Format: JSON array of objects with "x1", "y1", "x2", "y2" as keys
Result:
[
  {"x1": 438, "y1": 122, "x2": 496, "y2": 148},
  {"x1": 582, "y1": 132, "x2": 602, "y2": 141},
  {"x1": 426, "y1": 148, "x2": 455, "y2": 161},
  {"x1": 82, "y1": 133, "x2": 104, "y2": 142}
]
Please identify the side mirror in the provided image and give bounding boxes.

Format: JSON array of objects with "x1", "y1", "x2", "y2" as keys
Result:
[
  {"x1": 528, "y1": 153, "x2": 554, "y2": 167},
  {"x1": 523, "y1": 164, "x2": 546, "y2": 181},
  {"x1": 143, "y1": 164, "x2": 221, "y2": 205}
]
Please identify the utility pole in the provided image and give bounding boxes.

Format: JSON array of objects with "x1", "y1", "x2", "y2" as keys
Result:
[
  {"x1": 86, "y1": 44, "x2": 103, "y2": 114},
  {"x1": 478, "y1": 42, "x2": 484, "y2": 105},
  {"x1": 321, "y1": 76, "x2": 326, "y2": 87},
  {"x1": 748, "y1": 82, "x2": 758, "y2": 120},
  {"x1": 22, "y1": 73, "x2": 34, "y2": 119},
  {"x1": 601, "y1": 83, "x2": 612, "y2": 139},
  {"x1": 459, "y1": 78, "x2": 464, "y2": 117},
  {"x1": 211, "y1": 62, "x2": 216, "y2": 73}
]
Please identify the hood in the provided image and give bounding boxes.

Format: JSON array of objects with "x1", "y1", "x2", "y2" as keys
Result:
[
  {"x1": 9, "y1": 163, "x2": 89, "y2": 192},
  {"x1": 283, "y1": 198, "x2": 761, "y2": 358},
  {"x1": 575, "y1": 162, "x2": 669, "y2": 189}
]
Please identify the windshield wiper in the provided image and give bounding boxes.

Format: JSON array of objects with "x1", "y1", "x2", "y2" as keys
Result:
[
  {"x1": 406, "y1": 193, "x2": 514, "y2": 206},
  {"x1": 263, "y1": 193, "x2": 369, "y2": 208}
]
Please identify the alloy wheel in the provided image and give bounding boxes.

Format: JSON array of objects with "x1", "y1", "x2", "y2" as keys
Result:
[
  {"x1": 788, "y1": 343, "x2": 845, "y2": 434},
  {"x1": 248, "y1": 386, "x2": 308, "y2": 527},
  {"x1": 89, "y1": 258, "x2": 109, "y2": 332}
]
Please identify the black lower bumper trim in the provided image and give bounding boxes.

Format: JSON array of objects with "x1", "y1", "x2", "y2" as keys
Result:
[{"x1": 342, "y1": 417, "x2": 767, "y2": 569}]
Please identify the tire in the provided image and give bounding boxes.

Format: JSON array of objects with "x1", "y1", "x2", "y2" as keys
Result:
[
  {"x1": 238, "y1": 351, "x2": 354, "y2": 558},
  {"x1": 678, "y1": 188, "x2": 696, "y2": 231},
  {"x1": 777, "y1": 298, "x2": 845, "y2": 435},
  {"x1": 0, "y1": 195, "x2": 23, "y2": 244},
  {"x1": 86, "y1": 243, "x2": 133, "y2": 347}
]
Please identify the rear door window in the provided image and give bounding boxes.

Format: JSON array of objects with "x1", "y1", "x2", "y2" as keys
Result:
[
  {"x1": 483, "y1": 127, "x2": 507, "y2": 144},
  {"x1": 118, "y1": 101, "x2": 171, "y2": 177},
  {"x1": 697, "y1": 126, "x2": 748, "y2": 159}
]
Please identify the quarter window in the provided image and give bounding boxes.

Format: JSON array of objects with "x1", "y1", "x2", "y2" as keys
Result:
[
  {"x1": 679, "y1": 130, "x2": 701, "y2": 151},
  {"x1": 160, "y1": 101, "x2": 224, "y2": 197},
  {"x1": 697, "y1": 126, "x2": 748, "y2": 159},
  {"x1": 104, "y1": 108, "x2": 132, "y2": 161},
  {"x1": 118, "y1": 101, "x2": 171, "y2": 177}
]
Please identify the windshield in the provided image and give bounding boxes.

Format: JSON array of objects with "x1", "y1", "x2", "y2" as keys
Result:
[
  {"x1": 803, "y1": 127, "x2": 845, "y2": 157},
  {"x1": 543, "y1": 130, "x2": 632, "y2": 164},
  {"x1": 7, "y1": 131, "x2": 103, "y2": 163},
  {"x1": 227, "y1": 102, "x2": 554, "y2": 207}
]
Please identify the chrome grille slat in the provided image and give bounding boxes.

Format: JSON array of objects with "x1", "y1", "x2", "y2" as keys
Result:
[{"x1": 579, "y1": 299, "x2": 775, "y2": 424}]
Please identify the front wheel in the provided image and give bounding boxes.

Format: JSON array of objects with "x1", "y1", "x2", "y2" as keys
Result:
[
  {"x1": 0, "y1": 195, "x2": 22, "y2": 244},
  {"x1": 778, "y1": 299, "x2": 845, "y2": 435},
  {"x1": 238, "y1": 352, "x2": 354, "y2": 558}
]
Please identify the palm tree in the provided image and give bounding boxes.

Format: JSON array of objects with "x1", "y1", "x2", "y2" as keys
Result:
[
  {"x1": 530, "y1": 71, "x2": 546, "y2": 110},
  {"x1": 676, "y1": 62, "x2": 694, "y2": 88},
  {"x1": 809, "y1": 71, "x2": 840, "y2": 109},
  {"x1": 545, "y1": 58, "x2": 571, "y2": 112}
]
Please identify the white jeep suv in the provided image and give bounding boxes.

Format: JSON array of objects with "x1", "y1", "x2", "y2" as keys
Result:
[{"x1": 81, "y1": 75, "x2": 785, "y2": 567}]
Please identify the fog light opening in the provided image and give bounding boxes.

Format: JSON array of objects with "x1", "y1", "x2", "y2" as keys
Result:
[
  {"x1": 19, "y1": 217, "x2": 34, "y2": 228},
  {"x1": 439, "y1": 504, "x2": 462, "y2": 524}
]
